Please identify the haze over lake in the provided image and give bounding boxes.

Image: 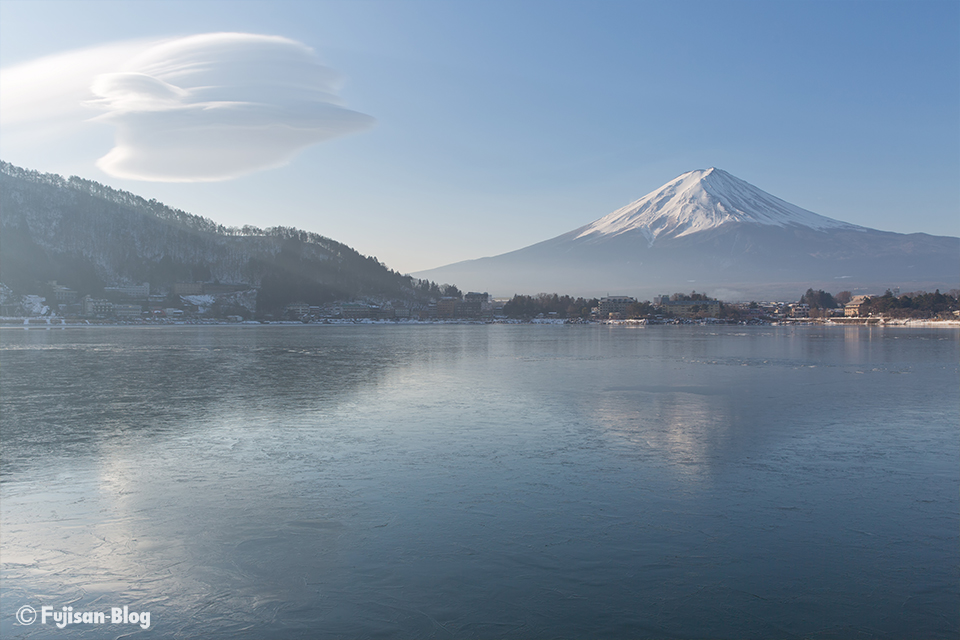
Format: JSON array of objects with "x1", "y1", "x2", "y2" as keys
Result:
[{"x1": 1, "y1": 324, "x2": 957, "y2": 638}]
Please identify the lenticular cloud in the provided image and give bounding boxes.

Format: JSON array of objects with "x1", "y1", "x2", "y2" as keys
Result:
[{"x1": 86, "y1": 33, "x2": 374, "y2": 182}]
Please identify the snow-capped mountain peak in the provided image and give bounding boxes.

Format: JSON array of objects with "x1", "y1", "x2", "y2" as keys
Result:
[{"x1": 574, "y1": 168, "x2": 858, "y2": 246}]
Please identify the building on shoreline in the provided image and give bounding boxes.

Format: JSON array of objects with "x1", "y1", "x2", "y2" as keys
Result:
[
  {"x1": 597, "y1": 296, "x2": 636, "y2": 319},
  {"x1": 659, "y1": 299, "x2": 721, "y2": 317},
  {"x1": 844, "y1": 296, "x2": 872, "y2": 317}
]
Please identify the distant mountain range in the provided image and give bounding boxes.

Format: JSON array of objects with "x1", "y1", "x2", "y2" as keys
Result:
[
  {"x1": 0, "y1": 161, "x2": 431, "y2": 312},
  {"x1": 414, "y1": 168, "x2": 959, "y2": 299}
]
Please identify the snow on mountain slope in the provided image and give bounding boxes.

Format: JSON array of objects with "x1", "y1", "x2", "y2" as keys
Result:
[{"x1": 573, "y1": 168, "x2": 861, "y2": 246}]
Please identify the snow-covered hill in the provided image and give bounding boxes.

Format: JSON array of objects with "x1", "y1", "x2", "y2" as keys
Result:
[{"x1": 415, "y1": 169, "x2": 959, "y2": 299}]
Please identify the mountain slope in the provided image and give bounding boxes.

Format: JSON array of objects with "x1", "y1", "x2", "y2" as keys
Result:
[
  {"x1": 0, "y1": 161, "x2": 428, "y2": 310},
  {"x1": 414, "y1": 168, "x2": 959, "y2": 299},
  {"x1": 572, "y1": 168, "x2": 858, "y2": 244}
]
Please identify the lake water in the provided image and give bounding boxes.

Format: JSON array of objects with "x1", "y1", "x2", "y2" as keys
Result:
[{"x1": 1, "y1": 324, "x2": 957, "y2": 638}]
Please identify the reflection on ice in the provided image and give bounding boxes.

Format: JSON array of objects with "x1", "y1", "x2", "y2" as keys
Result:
[
  {"x1": 594, "y1": 387, "x2": 725, "y2": 485},
  {"x1": 1, "y1": 324, "x2": 957, "y2": 639}
]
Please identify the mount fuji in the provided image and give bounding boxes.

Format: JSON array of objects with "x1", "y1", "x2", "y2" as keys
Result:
[{"x1": 414, "y1": 168, "x2": 959, "y2": 300}]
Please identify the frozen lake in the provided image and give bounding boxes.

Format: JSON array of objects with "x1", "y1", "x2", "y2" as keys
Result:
[{"x1": 1, "y1": 324, "x2": 957, "y2": 638}]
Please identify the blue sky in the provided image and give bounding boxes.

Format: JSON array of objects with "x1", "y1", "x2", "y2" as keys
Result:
[{"x1": 1, "y1": 0, "x2": 957, "y2": 274}]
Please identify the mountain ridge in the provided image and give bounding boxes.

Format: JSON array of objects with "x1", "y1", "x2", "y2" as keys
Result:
[
  {"x1": 0, "y1": 161, "x2": 443, "y2": 312},
  {"x1": 414, "y1": 168, "x2": 959, "y2": 299}
]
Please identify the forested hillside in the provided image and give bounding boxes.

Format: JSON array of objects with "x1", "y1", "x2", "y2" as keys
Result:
[{"x1": 0, "y1": 162, "x2": 439, "y2": 311}]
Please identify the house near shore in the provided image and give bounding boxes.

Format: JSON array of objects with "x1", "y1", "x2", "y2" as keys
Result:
[{"x1": 844, "y1": 295, "x2": 872, "y2": 317}]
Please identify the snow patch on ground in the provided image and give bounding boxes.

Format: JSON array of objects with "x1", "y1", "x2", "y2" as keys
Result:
[
  {"x1": 21, "y1": 295, "x2": 49, "y2": 316},
  {"x1": 181, "y1": 294, "x2": 216, "y2": 308},
  {"x1": 220, "y1": 289, "x2": 257, "y2": 313},
  {"x1": 180, "y1": 291, "x2": 257, "y2": 314}
]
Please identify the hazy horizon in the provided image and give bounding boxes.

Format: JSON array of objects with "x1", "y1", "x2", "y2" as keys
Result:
[{"x1": 1, "y1": 0, "x2": 958, "y2": 274}]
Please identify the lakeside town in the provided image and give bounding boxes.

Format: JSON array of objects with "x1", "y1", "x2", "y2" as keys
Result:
[{"x1": 2, "y1": 281, "x2": 957, "y2": 326}]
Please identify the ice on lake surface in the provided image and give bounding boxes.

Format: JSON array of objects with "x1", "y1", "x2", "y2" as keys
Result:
[{"x1": 1, "y1": 324, "x2": 957, "y2": 638}]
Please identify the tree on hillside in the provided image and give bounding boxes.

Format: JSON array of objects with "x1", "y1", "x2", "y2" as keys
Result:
[
  {"x1": 859, "y1": 289, "x2": 958, "y2": 319},
  {"x1": 440, "y1": 284, "x2": 462, "y2": 298},
  {"x1": 835, "y1": 291, "x2": 853, "y2": 305},
  {"x1": 626, "y1": 301, "x2": 654, "y2": 318},
  {"x1": 799, "y1": 288, "x2": 837, "y2": 310},
  {"x1": 671, "y1": 291, "x2": 712, "y2": 302},
  {"x1": 502, "y1": 293, "x2": 598, "y2": 318}
]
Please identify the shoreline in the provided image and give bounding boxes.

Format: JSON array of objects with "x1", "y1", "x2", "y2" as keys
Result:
[{"x1": 2, "y1": 317, "x2": 958, "y2": 328}]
